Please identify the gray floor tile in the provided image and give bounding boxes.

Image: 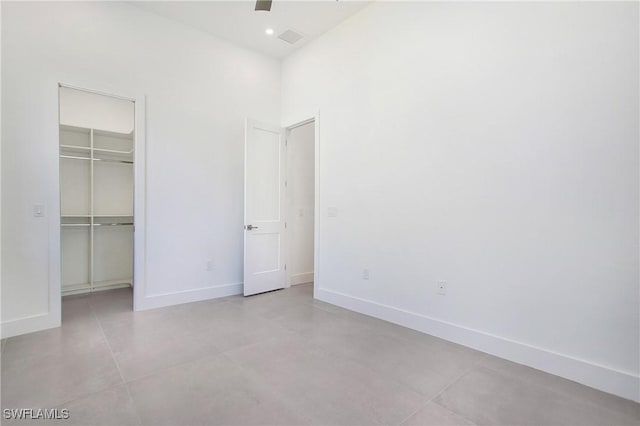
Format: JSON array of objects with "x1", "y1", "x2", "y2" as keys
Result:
[
  {"x1": 4, "y1": 384, "x2": 140, "y2": 426},
  {"x1": 58, "y1": 384, "x2": 140, "y2": 425},
  {"x1": 224, "y1": 333, "x2": 318, "y2": 365},
  {"x1": 127, "y1": 354, "x2": 310, "y2": 426},
  {"x1": 302, "y1": 323, "x2": 483, "y2": 398},
  {"x1": 435, "y1": 367, "x2": 637, "y2": 426},
  {"x1": 3, "y1": 301, "x2": 104, "y2": 361},
  {"x1": 227, "y1": 335, "x2": 427, "y2": 425},
  {"x1": 480, "y1": 355, "x2": 640, "y2": 422},
  {"x1": 227, "y1": 289, "x2": 311, "y2": 320},
  {"x1": 3, "y1": 284, "x2": 638, "y2": 426},
  {"x1": 266, "y1": 301, "x2": 371, "y2": 337},
  {"x1": 303, "y1": 292, "x2": 441, "y2": 345},
  {"x1": 401, "y1": 402, "x2": 475, "y2": 426},
  {"x1": 183, "y1": 300, "x2": 296, "y2": 352},
  {"x1": 2, "y1": 296, "x2": 121, "y2": 410},
  {"x1": 89, "y1": 288, "x2": 136, "y2": 325},
  {"x1": 289, "y1": 282, "x2": 315, "y2": 294},
  {"x1": 100, "y1": 305, "x2": 220, "y2": 382},
  {"x1": 307, "y1": 298, "x2": 353, "y2": 315},
  {"x1": 1, "y1": 334, "x2": 122, "y2": 410}
]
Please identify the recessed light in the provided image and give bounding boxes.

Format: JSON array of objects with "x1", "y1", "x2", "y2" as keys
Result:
[{"x1": 265, "y1": 28, "x2": 275, "y2": 36}]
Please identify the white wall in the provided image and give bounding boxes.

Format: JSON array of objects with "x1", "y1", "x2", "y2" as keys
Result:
[
  {"x1": 282, "y1": 2, "x2": 639, "y2": 400},
  {"x1": 59, "y1": 87, "x2": 134, "y2": 134},
  {"x1": 2, "y1": 1, "x2": 281, "y2": 336},
  {"x1": 287, "y1": 122, "x2": 314, "y2": 285}
]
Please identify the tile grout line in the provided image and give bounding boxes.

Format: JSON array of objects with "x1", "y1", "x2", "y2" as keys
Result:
[
  {"x1": 477, "y1": 361, "x2": 639, "y2": 421},
  {"x1": 222, "y1": 304, "x2": 457, "y2": 426},
  {"x1": 313, "y1": 290, "x2": 639, "y2": 424},
  {"x1": 266, "y1": 287, "x2": 486, "y2": 426},
  {"x1": 52, "y1": 380, "x2": 139, "y2": 418},
  {"x1": 394, "y1": 354, "x2": 488, "y2": 426},
  {"x1": 422, "y1": 354, "x2": 491, "y2": 424},
  {"x1": 217, "y1": 298, "x2": 433, "y2": 426},
  {"x1": 430, "y1": 401, "x2": 477, "y2": 426},
  {"x1": 117, "y1": 340, "x2": 225, "y2": 387},
  {"x1": 45, "y1": 299, "x2": 135, "y2": 412},
  {"x1": 102, "y1": 299, "x2": 274, "y2": 387},
  {"x1": 219, "y1": 350, "x2": 318, "y2": 425},
  {"x1": 91, "y1": 299, "x2": 144, "y2": 426},
  {"x1": 282, "y1": 295, "x2": 485, "y2": 426}
]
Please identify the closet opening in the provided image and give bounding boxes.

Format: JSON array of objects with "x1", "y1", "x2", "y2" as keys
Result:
[
  {"x1": 58, "y1": 85, "x2": 136, "y2": 312},
  {"x1": 285, "y1": 119, "x2": 316, "y2": 289}
]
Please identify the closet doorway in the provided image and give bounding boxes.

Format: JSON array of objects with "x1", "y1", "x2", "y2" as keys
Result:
[
  {"x1": 285, "y1": 120, "x2": 316, "y2": 288},
  {"x1": 58, "y1": 85, "x2": 142, "y2": 311}
]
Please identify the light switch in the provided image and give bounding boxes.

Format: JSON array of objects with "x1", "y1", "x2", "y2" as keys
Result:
[{"x1": 33, "y1": 204, "x2": 45, "y2": 217}]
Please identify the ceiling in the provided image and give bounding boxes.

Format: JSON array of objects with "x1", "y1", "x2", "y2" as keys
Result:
[{"x1": 131, "y1": 1, "x2": 371, "y2": 59}]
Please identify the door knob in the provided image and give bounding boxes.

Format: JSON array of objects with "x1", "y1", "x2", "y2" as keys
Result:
[{"x1": 245, "y1": 224, "x2": 259, "y2": 230}]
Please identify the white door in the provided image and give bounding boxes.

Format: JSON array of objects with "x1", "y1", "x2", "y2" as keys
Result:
[{"x1": 244, "y1": 119, "x2": 286, "y2": 296}]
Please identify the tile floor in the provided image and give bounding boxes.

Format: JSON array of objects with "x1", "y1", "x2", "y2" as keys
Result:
[{"x1": 1, "y1": 284, "x2": 638, "y2": 425}]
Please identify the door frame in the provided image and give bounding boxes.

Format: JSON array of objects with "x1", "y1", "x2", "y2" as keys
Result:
[
  {"x1": 283, "y1": 111, "x2": 320, "y2": 297},
  {"x1": 57, "y1": 82, "x2": 147, "y2": 313}
]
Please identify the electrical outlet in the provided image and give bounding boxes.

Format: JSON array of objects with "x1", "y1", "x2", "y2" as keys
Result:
[
  {"x1": 363, "y1": 269, "x2": 370, "y2": 280},
  {"x1": 437, "y1": 280, "x2": 447, "y2": 295},
  {"x1": 206, "y1": 260, "x2": 214, "y2": 271}
]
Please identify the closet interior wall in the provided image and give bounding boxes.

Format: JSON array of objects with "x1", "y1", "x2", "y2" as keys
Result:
[{"x1": 286, "y1": 121, "x2": 315, "y2": 287}]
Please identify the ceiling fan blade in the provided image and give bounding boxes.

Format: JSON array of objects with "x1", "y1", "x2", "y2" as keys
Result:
[{"x1": 255, "y1": 0, "x2": 272, "y2": 11}]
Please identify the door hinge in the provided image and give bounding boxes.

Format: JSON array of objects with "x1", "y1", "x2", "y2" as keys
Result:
[
  {"x1": 285, "y1": 139, "x2": 288, "y2": 147},
  {"x1": 285, "y1": 264, "x2": 287, "y2": 271},
  {"x1": 285, "y1": 222, "x2": 287, "y2": 229},
  {"x1": 285, "y1": 180, "x2": 287, "y2": 188}
]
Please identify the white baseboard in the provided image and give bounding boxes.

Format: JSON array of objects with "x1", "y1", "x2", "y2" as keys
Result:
[
  {"x1": 2, "y1": 283, "x2": 243, "y2": 338},
  {"x1": 289, "y1": 272, "x2": 314, "y2": 286},
  {"x1": 1, "y1": 312, "x2": 60, "y2": 339},
  {"x1": 316, "y1": 287, "x2": 640, "y2": 403},
  {"x1": 135, "y1": 282, "x2": 243, "y2": 311}
]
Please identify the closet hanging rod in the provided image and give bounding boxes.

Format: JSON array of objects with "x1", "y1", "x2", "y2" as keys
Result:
[
  {"x1": 60, "y1": 144, "x2": 90, "y2": 150},
  {"x1": 60, "y1": 155, "x2": 90, "y2": 160},
  {"x1": 94, "y1": 158, "x2": 134, "y2": 164},
  {"x1": 94, "y1": 147, "x2": 134, "y2": 155},
  {"x1": 60, "y1": 145, "x2": 133, "y2": 155},
  {"x1": 93, "y1": 223, "x2": 134, "y2": 226},
  {"x1": 60, "y1": 155, "x2": 133, "y2": 164},
  {"x1": 61, "y1": 223, "x2": 90, "y2": 227}
]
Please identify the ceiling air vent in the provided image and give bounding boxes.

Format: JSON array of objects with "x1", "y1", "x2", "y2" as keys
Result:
[{"x1": 278, "y1": 30, "x2": 304, "y2": 45}]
